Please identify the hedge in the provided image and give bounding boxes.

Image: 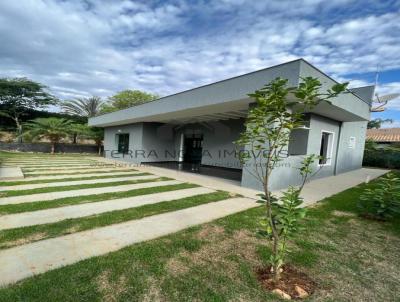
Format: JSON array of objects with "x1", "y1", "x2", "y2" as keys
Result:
[{"x1": 363, "y1": 149, "x2": 400, "y2": 169}]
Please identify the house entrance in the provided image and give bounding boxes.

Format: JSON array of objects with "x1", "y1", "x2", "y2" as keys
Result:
[{"x1": 183, "y1": 134, "x2": 203, "y2": 163}]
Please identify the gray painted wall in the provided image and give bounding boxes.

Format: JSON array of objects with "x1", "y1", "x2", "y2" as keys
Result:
[
  {"x1": 103, "y1": 119, "x2": 244, "y2": 168},
  {"x1": 102, "y1": 113, "x2": 368, "y2": 192},
  {"x1": 103, "y1": 123, "x2": 143, "y2": 163},
  {"x1": 242, "y1": 114, "x2": 342, "y2": 191},
  {"x1": 200, "y1": 119, "x2": 244, "y2": 169},
  {"x1": 335, "y1": 121, "x2": 368, "y2": 173},
  {"x1": 141, "y1": 123, "x2": 178, "y2": 162}
]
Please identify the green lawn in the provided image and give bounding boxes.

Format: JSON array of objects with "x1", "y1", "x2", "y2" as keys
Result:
[
  {"x1": 0, "y1": 191, "x2": 232, "y2": 250},
  {"x1": 0, "y1": 174, "x2": 158, "y2": 197},
  {"x1": 22, "y1": 169, "x2": 139, "y2": 176},
  {"x1": 0, "y1": 173, "x2": 146, "y2": 186},
  {"x1": 0, "y1": 183, "x2": 199, "y2": 214},
  {"x1": 0, "y1": 174, "x2": 399, "y2": 301}
]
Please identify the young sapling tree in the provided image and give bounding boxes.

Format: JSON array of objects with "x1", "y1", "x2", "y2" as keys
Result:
[{"x1": 236, "y1": 77, "x2": 347, "y2": 281}]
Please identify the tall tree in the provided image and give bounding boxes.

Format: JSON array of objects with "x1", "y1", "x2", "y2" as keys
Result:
[
  {"x1": 61, "y1": 96, "x2": 104, "y2": 118},
  {"x1": 101, "y1": 89, "x2": 158, "y2": 114},
  {"x1": 367, "y1": 118, "x2": 393, "y2": 129},
  {"x1": 0, "y1": 78, "x2": 57, "y2": 142},
  {"x1": 23, "y1": 118, "x2": 72, "y2": 154}
]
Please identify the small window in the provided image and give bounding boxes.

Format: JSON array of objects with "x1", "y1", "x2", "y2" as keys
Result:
[
  {"x1": 117, "y1": 133, "x2": 129, "y2": 154},
  {"x1": 288, "y1": 129, "x2": 309, "y2": 156},
  {"x1": 319, "y1": 131, "x2": 334, "y2": 165}
]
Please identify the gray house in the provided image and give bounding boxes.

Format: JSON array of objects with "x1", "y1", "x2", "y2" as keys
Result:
[{"x1": 89, "y1": 59, "x2": 373, "y2": 191}]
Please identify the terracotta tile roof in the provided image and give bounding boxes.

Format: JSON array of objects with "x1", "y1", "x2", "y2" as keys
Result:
[{"x1": 367, "y1": 128, "x2": 400, "y2": 142}]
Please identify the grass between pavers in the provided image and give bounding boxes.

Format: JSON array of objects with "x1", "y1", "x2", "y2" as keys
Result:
[
  {"x1": 0, "y1": 191, "x2": 232, "y2": 250},
  {"x1": 0, "y1": 183, "x2": 198, "y2": 214},
  {"x1": 23, "y1": 169, "x2": 137, "y2": 176},
  {"x1": 0, "y1": 174, "x2": 398, "y2": 301},
  {"x1": 21, "y1": 163, "x2": 116, "y2": 173},
  {"x1": 0, "y1": 174, "x2": 156, "y2": 197},
  {"x1": 0, "y1": 151, "x2": 93, "y2": 158},
  {"x1": 0, "y1": 173, "x2": 147, "y2": 186}
]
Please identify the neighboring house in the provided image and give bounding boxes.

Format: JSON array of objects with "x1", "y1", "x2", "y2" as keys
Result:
[
  {"x1": 89, "y1": 59, "x2": 373, "y2": 191},
  {"x1": 366, "y1": 128, "x2": 400, "y2": 148}
]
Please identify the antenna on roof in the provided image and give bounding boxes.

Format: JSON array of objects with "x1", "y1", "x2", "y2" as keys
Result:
[{"x1": 370, "y1": 65, "x2": 399, "y2": 112}]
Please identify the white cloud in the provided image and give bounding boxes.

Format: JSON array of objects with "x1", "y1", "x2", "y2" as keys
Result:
[{"x1": 0, "y1": 0, "x2": 398, "y2": 115}]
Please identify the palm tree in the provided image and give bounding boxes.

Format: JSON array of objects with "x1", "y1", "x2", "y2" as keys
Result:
[
  {"x1": 74, "y1": 124, "x2": 104, "y2": 155},
  {"x1": 23, "y1": 118, "x2": 72, "y2": 154},
  {"x1": 61, "y1": 96, "x2": 104, "y2": 118}
]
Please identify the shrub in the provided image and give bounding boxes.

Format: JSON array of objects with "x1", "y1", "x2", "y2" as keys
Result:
[
  {"x1": 358, "y1": 173, "x2": 400, "y2": 220},
  {"x1": 363, "y1": 149, "x2": 400, "y2": 169}
]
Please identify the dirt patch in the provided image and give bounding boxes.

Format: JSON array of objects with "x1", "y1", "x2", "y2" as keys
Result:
[
  {"x1": 1, "y1": 232, "x2": 47, "y2": 248},
  {"x1": 196, "y1": 225, "x2": 225, "y2": 240},
  {"x1": 167, "y1": 227, "x2": 265, "y2": 284},
  {"x1": 166, "y1": 257, "x2": 189, "y2": 276},
  {"x1": 257, "y1": 265, "x2": 316, "y2": 299},
  {"x1": 141, "y1": 277, "x2": 164, "y2": 302},
  {"x1": 332, "y1": 210, "x2": 356, "y2": 217},
  {"x1": 96, "y1": 270, "x2": 127, "y2": 302},
  {"x1": 64, "y1": 225, "x2": 81, "y2": 234}
]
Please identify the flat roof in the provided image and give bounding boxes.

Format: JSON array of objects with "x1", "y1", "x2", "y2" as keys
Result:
[{"x1": 89, "y1": 58, "x2": 370, "y2": 127}]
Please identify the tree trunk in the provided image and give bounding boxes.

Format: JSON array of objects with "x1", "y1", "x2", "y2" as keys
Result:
[
  {"x1": 51, "y1": 143, "x2": 55, "y2": 154},
  {"x1": 15, "y1": 117, "x2": 22, "y2": 144},
  {"x1": 73, "y1": 133, "x2": 77, "y2": 144},
  {"x1": 98, "y1": 144, "x2": 101, "y2": 156}
]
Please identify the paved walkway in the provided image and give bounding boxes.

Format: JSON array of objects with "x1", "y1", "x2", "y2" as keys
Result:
[
  {"x1": 0, "y1": 179, "x2": 180, "y2": 205},
  {"x1": 0, "y1": 171, "x2": 142, "y2": 182},
  {"x1": 96, "y1": 158, "x2": 388, "y2": 201},
  {"x1": 299, "y1": 168, "x2": 388, "y2": 206},
  {"x1": 0, "y1": 187, "x2": 215, "y2": 230},
  {"x1": 0, "y1": 197, "x2": 255, "y2": 286},
  {"x1": 0, "y1": 167, "x2": 24, "y2": 180},
  {"x1": 25, "y1": 167, "x2": 137, "y2": 175},
  {"x1": 0, "y1": 173, "x2": 145, "y2": 191},
  {"x1": 20, "y1": 164, "x2": 114, "y2": 170}
]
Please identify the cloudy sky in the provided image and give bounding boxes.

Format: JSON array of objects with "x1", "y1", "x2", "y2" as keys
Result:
[{"x1": 0, "y1": 0, "x2": 399, "y2": 125}]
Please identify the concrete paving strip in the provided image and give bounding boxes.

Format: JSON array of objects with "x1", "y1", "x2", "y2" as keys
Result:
[
  {"x1": 0, "y1": 167, "x2": 24, "y2": 180},
  {"x1": 25, "y1": 167, "x2": 136, "y2": 175},
  {"x1": 0, "y1": 197, "x2": 256, "y2": 286},
  {"x1": 0, "y1": 187, "x2": 216, "y2": 230},
  {"x1": 2, "y1": 162, "x2": 101, "y2": 166},
  {"x1": 0, "y1": 171, "x2": 140, "y2": 182},
  {"x1": 0, "y1": 174, "x2": 154, "y2": 191},
  {"x1": 0, "y1": 179, "x2": 181, "y2": 205},
  {"x1": 22, "y1": 165, "x2": 115, "y2": 171},
  {"x1": 3, "y1": 158, "x2": 97, "y2": 163},
  {"x1": 2, "y1": 160, "x2": 94, "y2": 164},
  {"x1": 298, "y1": 168, "x2": 389, "y2": 206}
]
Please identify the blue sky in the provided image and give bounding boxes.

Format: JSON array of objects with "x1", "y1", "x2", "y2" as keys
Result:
[{"x1": 0, "y1": 0, "x2": 399, "y2": 125}]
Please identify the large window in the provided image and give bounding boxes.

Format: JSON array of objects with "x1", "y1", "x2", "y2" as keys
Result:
[
  {"x1": 319, "y1": 131, "x2": 334, "y2": 165},
  {"x1": 116, "y1": 133, "x2": 129, "y2": 154}
]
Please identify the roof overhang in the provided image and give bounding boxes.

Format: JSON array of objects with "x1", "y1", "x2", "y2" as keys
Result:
[{"x1": 89, "y1": 59, "x2": 370, "y2": 127}]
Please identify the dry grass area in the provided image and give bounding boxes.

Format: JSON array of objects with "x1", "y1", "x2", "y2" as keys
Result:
[{"x1": 0, "y1": 232, "x2": 48, "y2": 249}]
